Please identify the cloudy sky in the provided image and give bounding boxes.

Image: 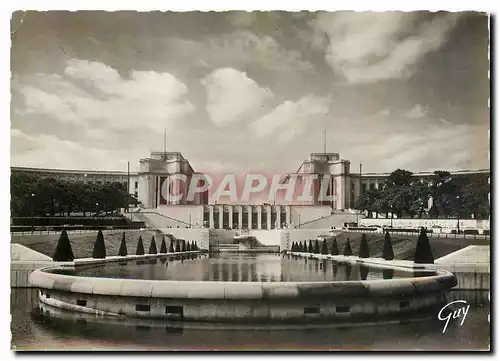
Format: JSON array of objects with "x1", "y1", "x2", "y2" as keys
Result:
[{"x1": 10, "y1": 11, "x2": 490, "y2": 174}]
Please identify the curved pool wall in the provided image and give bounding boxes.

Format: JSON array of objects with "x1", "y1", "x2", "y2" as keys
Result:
[{"x1": 29, "y1": 259, "x2": 457, "y2": 323}]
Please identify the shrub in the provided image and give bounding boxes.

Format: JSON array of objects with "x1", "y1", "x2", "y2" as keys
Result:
[
  {"x1": 414, "y1": 228, "x2": 434, "y2": 264},
  {"x1": 118, "y1": 232, "x2": 127, "y2": 256},
  {"x1": 92, "y1": 230, "x2": 106, "y2": 259},
  {"x1": 383, "y1": 231, "x2": 394, "y2": 260},
  {"x1": 181, "y1": 240, "x2": 186, "y2": 252},
  {"x1": 148, "y1": 236, "x2": 157, "y2": 254},
  {"x1": 169, "y1": 239, "x2": 175, "y2": 253},
  {"x1": 321, "y1": 240, "x2": 328, "y2": 255},
  {"x1": 136, "y1": 236, "x2": 145, "y2": 255},
  {"x1": 343, "y1": 238, "x2": 353, "y2": 256},
  {"x1": 175, "y1": 240, "x2": 181, "y2": 253},
  {"x1": 303, "y1": 241, "x2": 308, "y2": 252},
  {"x1": 359, "y1": 233, "x2": 369, "y2": 258},
  {"x1": 330, "y1": 238, "x2": 339, "y2": 255},
  {"x1": 52, "y1": 229, "x2": 74, "y2": 261},
  {"x1": 160, "y1": 237, "x2": 167, "y2": 254},
  {"x1": 194, "y1": 241, "x2": 199, "y2": 251},
  {"x1": 186, "y1": 241, "x2": 191, "y2": 252},
  {"x1": 313, "y1": 239, "x2": 320, "y2": 254},
  {"x1": 308, "y1": 240, "x2": 313, "y2": 253}
]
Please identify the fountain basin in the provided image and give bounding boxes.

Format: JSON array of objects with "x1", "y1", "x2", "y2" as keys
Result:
[{"x1": 28, "y1": 256, "x2": 457, "y2": 323}]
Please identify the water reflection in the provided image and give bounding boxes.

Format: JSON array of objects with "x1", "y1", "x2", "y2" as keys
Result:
[
  {"x1": 10, "y1": 288, "x2": 490, "y2": 350},
  {"x1": 66, "y1": 254, "x2": 433, "y2": 283}
]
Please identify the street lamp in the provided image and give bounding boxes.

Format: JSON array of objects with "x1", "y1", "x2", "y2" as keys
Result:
[
  {"x1": 31, "y1": 193, "x2": 35, "y2": 233},
  {"x1": 456, "y1": 195, "x2": 461, "y2": 234},
  {"x1": 95, "y1": 202, "x2": 99, "y2": 217},
  {"x1": 390, "y1": 203, "x2": 394, "y2": 229}
]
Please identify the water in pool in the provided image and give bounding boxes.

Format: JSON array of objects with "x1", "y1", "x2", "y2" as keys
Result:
[{"x1": 61, "y1": 254, "x2": 434, "y2": 282}]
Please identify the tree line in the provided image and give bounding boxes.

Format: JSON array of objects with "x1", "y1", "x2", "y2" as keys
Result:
[
  {"x1": 354, "y1": 169, "x2": 489, "y2": 219},
  {"x1": 11, "y1": 172, "x2": 138, "y2": 217}
]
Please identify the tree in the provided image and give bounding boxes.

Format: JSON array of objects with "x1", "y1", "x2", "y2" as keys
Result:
[
  {"x1": 169, "y1": 239, "x2": 175, "y2": 253},
  {"x1": 414, "y1": 228, "x2": 434, "y2": 264},
  {"x1": 387, "y1": 169, "x2": 414, "y2": 187},
  {"x1": 160, "y1": 237, "x2": 167, "y2": 253},
  {"x1": 175, "y1": 240, "x2": 181, "y2": 253},
  {"x1": 194, "y1": 241, "x2": 199, "y2": 251},
  {"x1": 383, "y1": 231, "x2": 394, "y2": 260},
  {"x1": 92, "y1": 230, "x2": 106, "y2": 259},
  {"x1": 308, "y1": 240, "x2": 313, "y2": 253},
  {"x1": 187, "y1": 241, "x2": 191, "y2": 252},
  {"x1": 303, "y1": 241, "x2": 307, "y2": 253},
  {"x1": 359, "y1": 233, "x2": 369, "y2": 258},
  {"x1": 136, "y1": 236, "x2": 145, "y2": 255},
  {"x1": 343, "y1": 238, "x2": 352, "y2": 256},
  {"x1": 181, "y1": 240, "x2": 186, "y2": 252},
  {"x1": 321, "y1": 240, "x2": 328, "y2": 255},
  {"x1": 313, "y1": 239, "x2": 320, "y2": 254},
  {"x1": 148, "y1": 236, "x2": 157, "y2": 254},
  {"x1": 52, "y1": 229, "x2": 74, "y2": 261},
  {"x1": 118, "y1": 232, "x2": 128, "y2": 256},
  {"x1": 330, "y1": 238, "x2": 339, "y2": 255}
]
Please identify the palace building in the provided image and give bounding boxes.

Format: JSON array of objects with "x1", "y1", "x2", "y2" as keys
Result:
[{"x1": 11, "y1": 151, "x2": 490, "y2": 230}]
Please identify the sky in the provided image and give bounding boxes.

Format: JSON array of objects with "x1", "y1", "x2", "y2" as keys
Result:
[{"x1": 10, "y1": 11, "x2": 490, "y2": 174}]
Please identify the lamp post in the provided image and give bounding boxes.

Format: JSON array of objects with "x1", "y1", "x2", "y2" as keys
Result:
[
  {"x1": 31, "y1": 193, "x2": 35, "y2": 233},
  {"x1": 390, "y1": 203, "x2": 394, "y2": 229},
  {"x1": 456, "y1": 195, "x2": 461, "y2": 234},
  {"x1": 95, "y1": 202, "x2": 99, "y2": 217}
]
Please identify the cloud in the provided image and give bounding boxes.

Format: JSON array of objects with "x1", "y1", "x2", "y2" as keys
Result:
[
  {"x1": 202, "y1": 67, "x2": 273, "y2": 126},
  {"x1": 15, "y1": 58, "x2": 194, "y2": 132},
  {"x1": 249, "y1": 95, "x2": 330, "y2": 143},
  {"x1": 313, "y1": 12, "x2": 463, "y2": 84},
  {"x1": 11, "y1": 129, "x2": 149, "y2": 171},
  {"x1": 405, "y1": 104, "x2": 427, "y2": 119},
  {"x1": 165, "y1": 31, "x2": 314, "y2": 73}
]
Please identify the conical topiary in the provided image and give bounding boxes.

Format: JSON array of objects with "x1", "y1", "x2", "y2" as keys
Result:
[
  {"x1": 136, "y1": 235, "x2": 145, "y2": 255},
  {"x1": 343, "y1": 238, "x2": 353, "y2": 256},
  {"x1": 181, "y1": 240, "x2": 186, "y2": 252},
  {"x1": 52, "y1": 229, "x2": 74, "y2": 261},
  {"x1": 331, "y1": 238, "x2": 339, "y2": 255},
  {"x1": 148, "y1": 236, "x2": 157, "y2": 254},
  {"x1": 160, "y1": 237, "x2": 167, "y2": 254},
  {"x1": 187, "y1": 241, "x2": 191, "y2": 252},
  {"x1": 118, "y1": 232, "x2": 127, "y2": 256},
  {"x1": 383, "y1": 231, "x2": 394, "y2": 260},
  {"x1": 194, "y1": 241, "x2": 199, "y2": 251},
  {"x1": 313, "y1": 239, "x2": 320, "y2": 254},
  {"x1": 175, "y1": 240, "x2": 181, "y2": 253},
  {"x1": 92, "y1": 230, "x2": 106, "y2": 259},
  {"x1": 303, "y1": 241, "x2": 307, "y2": 253},
  {"x1": 321, "y1": 240, "x2": 328, "y2": 255},
  {"x1": 414, "y1": 228, "x2": 434, "y2": 264},
  {"x1": 308, "y1": 240, "x2": 313, "y2": 253},
  {"x1": 359, "y1": 233, "x2": 369, "y2": 258},
  {"x1": 169, "y1": 239, "x2": 175, "y2": 253}
]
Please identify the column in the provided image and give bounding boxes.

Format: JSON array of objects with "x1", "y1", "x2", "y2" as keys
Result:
[
  {"x1": 218, "y1": 205, "x2": 224, "y2": 229},
  {"x1": 238, "y1": 206, "x2": 243, "y2": 229},
  {"x1": 248, "y1": 205, "x2": 253, "y2": 230},
  {"x1": 266, "y1": 205, "x2": 272, "y2": 230},
  {"x1": 276, "y1": 206, "x2": 281, "y2": 229},
  {"x1": 375, "y1": 179, "x2": 379, "y2": 189},
  {"x1": 257, "y1": 205, "x2": 262, "y2": 230},
  {"x1": 228, "y1": 205, "x2": 233, "y2": 229},
  {"x1": 209, "y1": 205, "x2": 214, "y2": 228}
]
